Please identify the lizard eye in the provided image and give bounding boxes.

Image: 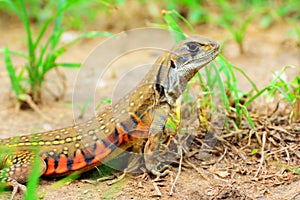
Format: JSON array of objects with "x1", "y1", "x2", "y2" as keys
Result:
[{"x1": 186, "y1": 42, "x2": 200, "y2": 53}]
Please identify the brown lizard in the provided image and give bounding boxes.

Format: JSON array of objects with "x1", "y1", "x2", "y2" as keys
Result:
[{"x1": 0, "y1": 35, "x2": 219, "y2": 199}]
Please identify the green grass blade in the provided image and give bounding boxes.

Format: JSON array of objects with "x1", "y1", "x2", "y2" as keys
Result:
[
  {"x1": 55, "y1": 63, "x2": 81, "y2": 68},
  {"x1": 37, "y1": 35, "x2": 56, "y2": 75},
  {"x1": 18, "y1": 0, "x2": 35, "y2": 66},
  {"x1": 220, "y1": 55, "x2": 242, "y2": 120},
  {"x1": 241, "y1": 105, "x2": 255, "y2": 129},
  {"x1": 43, "y1": 54, "x2": 56, "y2": 74},
  {"x1": 162, "y1": 10, "x2": 186, "y2": 42},
  {"x1": 230, "y1": 64, "x2": 259, "y2": 92},
  {"x1": 37, "y1": 0, "x2": 66, "y2": 78},
  {"x1": 4, "y1": 47, "x2": 22, "y2": 97},
  {"x1": 269, "y1": 66, "x2": 292, "y2": 86},
  {"x1": 79, "y1": 31, "x2": 115, "y2": 38},
  {"x1": 24, "y1": 149, "x2": 40, "y2": 200},
  {"x1": 170, "y1": 9, "x2": 195, "y2": 33},
  {"x1": 96, "y1": 98, "x2": 112, "y2": 110},
  {"x1": 273, "y1": 85, "x2": 294, "y2": 105},
  {"x1": 244, "y1": 86, "x2": 270, "y2": 107},
  {"x1": 0, "y1": 0, "x2": 21, "y2": 17},
  {"x1": 44, "y1": 31, "x2": 112, "y2": 75},
  {"x1": 291, "y1": 76, "x2": 300, "y2": 95},
  {"x1": 217, "y1": 56, "x2": 231, "y2": 88},
  {"x1": 51, "y1": 172, "x2": 80, "y2": 189},
  {"x1": 33, "y1": 1, "x2": 75, "y2": 50},
  {"x1": 204, "y1": 65, "x2": 217, "y2": 91},
  {"x1": 218, "y1": 54, "x2": 259, "y2": 93},
  {"x1": 59, "y1": 31, "x2": 114, "y2": 50},
  {"x1": 40, "y1": 31, "x2": 113, "y2": 73},
  {"x1": 212, "y1": 61, "x2": 230, "y2": 111},
  {"x1": 0, "y1": 49, "x2": 28, "y2": 59},
  {"x1": 51, "y1": 0, "x2": 66, "y2": 50},
  {"x1": 234, "y1": 14, "x2": 254, "y2": 44}
]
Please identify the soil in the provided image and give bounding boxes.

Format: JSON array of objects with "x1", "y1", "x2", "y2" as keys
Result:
[{"x1": 0, "y1": 3, "x2": 299, "y2": 200}]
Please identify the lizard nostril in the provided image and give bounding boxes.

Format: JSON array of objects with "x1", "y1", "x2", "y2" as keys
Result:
[{"x1": 209, "y1": 42, "x2": 219, "y2": 51}]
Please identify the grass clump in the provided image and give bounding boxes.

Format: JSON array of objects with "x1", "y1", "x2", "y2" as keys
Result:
[{"x1": 0, "y1": 0, "x2": 113, "y2": 109}]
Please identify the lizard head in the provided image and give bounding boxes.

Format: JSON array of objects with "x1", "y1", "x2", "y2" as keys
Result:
[{"x1": 156, "y1": 36, "x2": 220, "y2": 105}]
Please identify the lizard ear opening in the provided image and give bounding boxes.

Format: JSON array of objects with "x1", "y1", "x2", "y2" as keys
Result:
[{"x1": 169, "y1": 59, "x2": 176, "y2": 69}]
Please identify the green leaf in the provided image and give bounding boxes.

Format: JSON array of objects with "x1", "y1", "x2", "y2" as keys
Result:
[
  {"x1": 166, "y1": 118, "x2": 177, "y2": 131},
  {"x1": 251, "y1": 148, "x2": 258, "y2": 155},
  {"x1": 260, "y1": 15, "x2": 273, "y2": 29},
  {"x1": 17, "y1": 94, "x2": 28, "y2": 101},
  {"x1": 96, "y1": 98, "x2": 112, "y2": 110}
]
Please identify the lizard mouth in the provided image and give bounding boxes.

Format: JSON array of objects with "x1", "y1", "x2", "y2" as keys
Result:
[{"x1": 201, "y1": 41, "x2": 220, "y2": 61}]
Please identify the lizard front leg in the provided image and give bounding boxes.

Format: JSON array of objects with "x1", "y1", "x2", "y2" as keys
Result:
[{"x1": 144, "y1": 103, "x2": 171, "y2": 177}]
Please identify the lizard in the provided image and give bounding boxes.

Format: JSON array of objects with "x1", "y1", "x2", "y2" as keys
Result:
[{"x1": 0, "y1": 35, "x2": 219, "y2": 199}]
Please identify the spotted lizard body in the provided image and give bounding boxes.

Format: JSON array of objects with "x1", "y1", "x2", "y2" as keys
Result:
[{"x1": 0, "y1": 36, "x2": 219, "y2": 199}]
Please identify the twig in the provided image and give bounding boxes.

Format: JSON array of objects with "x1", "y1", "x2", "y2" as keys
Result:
[
  {"x1": 240, "y1": 129, "x2": 254, "y2": 150},
  {"x1": 289, "y1": 145, "x2": 300, "y2": 159},
  {"x1": 44, "y1": 68, "x2": 66, "y2": 101},
  {"x1": 268, "y1": 125, "x2": 294, "y2": 136},
  {"x1": 185, "y1": 159, "x2": 211, "y2": 182},
  {"x1": 216, "y1": 137, "x2": 247, "y2": 161},
  {"x1": 255, "y1": 131, "x2": 267, "y2": 177},
  {"x1": 151, "y1": 180, "x2": 162, "y2": 197},
  {"x1": 216, "y1": 147, "x2": 227, "y2": 163},
  {"x1": 169, "y1": 142, "x2": 182, "y2": 196},
  {"x1": 24, "y1": 95, "x2": 52, "y2": 121},
  {"x1": 267, "y1": 101, "x2": 279, "y2": 118},
  {"x1": 267, "y1": 144, "x2": 297, "y2": 156},
  {"x1": 285, "y1": 148, "x2": 290, "y2": 165},
  {"x1": 220, "y1": 130, "x2": 243, "y2": 139},
  {"x1": 210, "y1": 185, "x2": 227, "y2": 200}
]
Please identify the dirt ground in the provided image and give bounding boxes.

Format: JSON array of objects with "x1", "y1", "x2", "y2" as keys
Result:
[{"x1": 0, "y1": 6, "x2": 299, "y2": 200}]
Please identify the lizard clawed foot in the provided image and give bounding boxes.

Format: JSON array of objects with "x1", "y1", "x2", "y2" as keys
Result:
[
  {"x1": 106, "y1": 172, "x2": 127, "y2": 185},
  {"x1": 82, "y1": 173, "x2": 126, "y2": 185},
  {"x1": 82, "y1": 175, "x2": 115, "y2": 185},
  {"x1": 9, "y1": 179, "x2": 27, "y2": 200},
  {"x1": 150, "y1": 164, "x2": 172, "y2": 181}
]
